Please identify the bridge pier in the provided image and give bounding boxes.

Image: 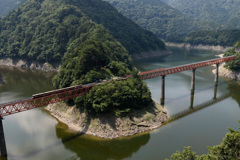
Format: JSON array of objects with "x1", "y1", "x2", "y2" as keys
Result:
[
  {"x1": 190, "y1": 93, "x2": 194, "y2": 108},
  {"x1": 160, "y1": 75, "x2": 166, "y2": 105},
  {"x1": 0, "y1": 118, "x2": 7, "y2": 157},
  {"x1": 213, "y1": 84, "x2": 218, "y2": 100},
  {"x1": 191, "y1": 69, "x2": 196, "y2": 95},
  {"x1": 215, "y1": 63, "x2": 219, "y2": 86}
]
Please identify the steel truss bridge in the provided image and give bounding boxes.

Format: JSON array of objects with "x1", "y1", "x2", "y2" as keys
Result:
[
  {"x1": 0, "y1": 55, "x2": 235, "y2": 117},
  {"x1": 0, "y1": 55, "x2": 236, "y2": 156}
]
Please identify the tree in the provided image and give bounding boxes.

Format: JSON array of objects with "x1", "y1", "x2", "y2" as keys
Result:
[{"x1": 167, "y1": 121, "x2": 240, "y2": 160}]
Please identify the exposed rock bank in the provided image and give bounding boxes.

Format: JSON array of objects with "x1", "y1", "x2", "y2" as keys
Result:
[
  {"x1": 45, "y1": 101, "x2": 168, "y2": 139},
  {"x1": 212, "y1": 54, "x2": 240, "y2": 80},
  {"x1": 0, "y1": 58, "x2": 60, "y2": 72},
  {"x1": 131, "y1": 49, "x2": 171, "y2": 61},
  {"x1": 166, "y1": 42, "x2": 231, "y2": 52}
]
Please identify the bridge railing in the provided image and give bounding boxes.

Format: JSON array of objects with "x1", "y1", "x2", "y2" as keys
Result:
[
  {"x1": 0, "y1": 83, "x2": 96, "y2": 117},
  {"x1": 0, "y1": 55, "x2": 236, "y2": 117},
  {"x1": 138, "y1": 55, "x2": 235, "y2": 80}
]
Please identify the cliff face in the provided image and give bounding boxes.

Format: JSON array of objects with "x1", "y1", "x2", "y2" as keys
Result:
[
  {"x1": 212, "y1": 54, "x2": 240, "y2": 81},
  {"x1": 218, "y1": 63, "x2": 240, "y2": 81}
]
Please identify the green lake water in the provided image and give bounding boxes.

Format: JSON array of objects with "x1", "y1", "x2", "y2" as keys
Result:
[{"x1": 0, "y1": 47, "x2": 240, "y2": 160}]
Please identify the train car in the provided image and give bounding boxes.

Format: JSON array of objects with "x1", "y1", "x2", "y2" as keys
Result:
[{"x1": 32, "y1": 84, "x2": 82, "y2": 99}]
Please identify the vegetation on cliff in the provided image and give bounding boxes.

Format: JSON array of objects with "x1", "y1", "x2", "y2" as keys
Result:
[
  {"x1": 0, "y1": 0, "x2": 166, "y2": 64},
  {"x1": 162, "y1": 0, "x2": 240, "y2": 29},
  {"x1": 224, "y1": 40, "x2": 240, "y2": 72},
  {"x1": 183, "y1": 29, "x2": 240, "y2": 47},
  {"x1": 167, "y1": 121, "x2": 240, "y2": 160},
  {"x1": 52, "y1": 27, "x2": 132, "y2": 88},
  {"x1": 105, "y1": 0, "x2": 240, "y2": 46},
  {"x1": 71, "y1": 0, "x2": 166, "y2": 54},
  {"x1": 105, "y1": 0, "x2": 220, "y2": 41}
]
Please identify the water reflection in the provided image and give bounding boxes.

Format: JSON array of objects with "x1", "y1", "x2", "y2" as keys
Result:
[
  {"x1": 168, "y1": 92, "x2": 231, "y2": 123},
  {"x1": 227, "y1": 81, "x2": 240, "y2": 107},
  {"x1": 0, "y1": 66, "x2": 55, "y2": 98},
  {"x1": 55, "y1": 122, "x2": 150, "y2": 160}
]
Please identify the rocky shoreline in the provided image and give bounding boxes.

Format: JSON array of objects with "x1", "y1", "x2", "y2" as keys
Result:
[
  {"x1": 166, "y1": 42, "x2": 231, "y2": 52},
  {"x1": 0, "y1": 50, "x2": 170, "y2": 71},
  {"x1": 0, "y1": 58, "x2": 60, "y2": 72},
  {"x1": 212, "y1": 54, "x2": 240, "y2": 81},
  {"x1": 45, "y1": 100, "x2": 168, "y2": 139}
]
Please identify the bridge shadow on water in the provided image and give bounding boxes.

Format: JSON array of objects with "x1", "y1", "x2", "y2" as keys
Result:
[
  {"x1": 166, "y1": 92, "x2": 231, "y2": 124},
  {"x1": 6, "y1": 83, "x2": 237, "y2": 160},
  {"x1": 163, "y1": 81, "x2": 234, "y2": 125}
]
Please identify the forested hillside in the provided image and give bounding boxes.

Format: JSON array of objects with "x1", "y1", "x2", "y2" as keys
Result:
[
  {"x1": 0, "y1": 0, "x2": 158, "y2": 114},
  {"x1": 0, "y1": 0, "x2": 25, "y2": 17},
  {"x1": 161, "y1": 0, "x2": 240, "y2": 28},
  {"x1": 105, "y1": 0, "x2": 220, "y2": 41},
  {"x1": 72, "y1": 0, "x2": 165, "y2": 54},
  {"x1": 0, "y1": 0, "x2": 166, "y2": 64},
  {"x1": 224, "y1": 40, "x2": 240, "y2": 72},
  {"x1": 184, "y1": 30, "x2": 240, "y2": 46}
]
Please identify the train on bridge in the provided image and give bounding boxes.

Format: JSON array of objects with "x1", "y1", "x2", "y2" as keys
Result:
[{"x1": 32, "y1": 84, "x2": 83, "y2": 99}]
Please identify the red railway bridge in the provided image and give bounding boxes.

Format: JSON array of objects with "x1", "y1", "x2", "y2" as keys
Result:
[{"x1": 0, "y1": 55, "x2": 236, "y2": 156}]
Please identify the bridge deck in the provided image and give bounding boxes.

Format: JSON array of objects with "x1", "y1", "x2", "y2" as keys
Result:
[
  {"x1": 0, "y1": 55, "x2": 236, "y2": 117},
  {"x1": 138, "y1": 55, "x2": 235, "y2": 80}
]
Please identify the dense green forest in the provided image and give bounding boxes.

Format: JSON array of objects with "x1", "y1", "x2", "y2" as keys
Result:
[
  {"x1": 105, "y1": 0, "x2": 240, "y2": 46},
  {"x1": 70, "y1": 0, "x2": 165, "y2": 54},
  {"x1": 77, "y1": 75, "x2": 152, "y2": 116},
  {"x1": 52, "y1": 23, "x2": 132, "y2": 88},
  {"x1": 159, "y1": 0, "x2": 240, "y2": 46},
  {"x1": 161, "y1": 0, "x2": 240, "y2": 28},
  {"x1": 0, "y1": 0, "x2": 165, "y2": 64},
  {"x1": 0, "y1": 0, "x2": 157, "y2": 115},
  {"x1": 224, "y1": 40, "x2": 240, "y2": 72},
  {"x1": 182, "y1": 30, "x2": 240, "y2": 46},
  {"x1": 105, "y1": 0, "x2": 221, "y2": 40},
  {"x1": 167, "y1": 121, "x2": 240, "y2": 159},
  {"x1": 0, "y1": 0, "x2": 25, "y2": 17}
]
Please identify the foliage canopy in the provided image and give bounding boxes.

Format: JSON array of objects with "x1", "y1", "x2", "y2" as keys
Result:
[
  {"x1": 105, "y1": 0, "x2": 221, "y2": 41},
  {"x1": 167, "y1": 121, "x2": 240, "y2": 160},
  {"x1": 0, "y1": 0, "x2": 166, "y2": 63},
  {"x1": 77, "y1": 76, "x2": 152, "y2": 116}
]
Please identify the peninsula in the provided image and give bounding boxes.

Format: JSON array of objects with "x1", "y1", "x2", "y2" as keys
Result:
[{"x1": 46, "y1": 100, "x2": 168, "y2": 139}]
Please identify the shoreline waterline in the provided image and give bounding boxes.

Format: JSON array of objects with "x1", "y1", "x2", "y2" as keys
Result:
[{"x1": 44, "y1": 100, "x2": 168, "y2": 139}]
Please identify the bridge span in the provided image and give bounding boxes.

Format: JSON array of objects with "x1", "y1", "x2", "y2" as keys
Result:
[{"x1": 0, "y1": 55, "x2": 236, "y2": 156}]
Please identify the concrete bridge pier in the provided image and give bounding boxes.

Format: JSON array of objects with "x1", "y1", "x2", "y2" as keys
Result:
[
  {"x1": 160, "y1": 75, "x2": 166, "y2": 105},
  {"x1": 0, "y1": 118, "x2": 7, "y2": 157},
  {"x1": 191, "y1": 69, "x2": 196, "y2": 95},
  {"x1": 215, "y1": 63, "x2": 219, "y2": 87}
]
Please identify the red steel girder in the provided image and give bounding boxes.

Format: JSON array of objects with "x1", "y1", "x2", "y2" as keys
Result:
[
  {"x1": 0, "y1": 56, "x2": 236, "y2": 117},
  {"x1": 137, "y1": 55, "x2": 235, "y2": 80},
  {"x1": 0, "y1": 84, "x2": 95, "y2": 117}
]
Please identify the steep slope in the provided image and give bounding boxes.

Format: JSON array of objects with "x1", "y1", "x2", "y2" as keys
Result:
[
  {"x1": 161, "y1": 0, "x2": 240, "y2": 28},
  {"x1": 0, "y1": 0, "x2": 135, "y2": 85},
  {"x1": 105, "y1": 0, "x2": 220, "y2": 41},
  {"x1": 184, "y1": 30, "x2": 240, "y2": 47},
  {"x1": 0, "y1": 0, "x2": 25, "y2": 17},
  {"x1": 68, "y1": 0, "x2": 165, "y2": 54},
  {"x1": 0, "y1": 0, "x2": 166, "y2": 57}
]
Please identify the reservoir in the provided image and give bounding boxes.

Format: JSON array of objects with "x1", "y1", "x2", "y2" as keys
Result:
[{"x1": 0, "y1": 47, "x2": 239, "y2": 160}]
